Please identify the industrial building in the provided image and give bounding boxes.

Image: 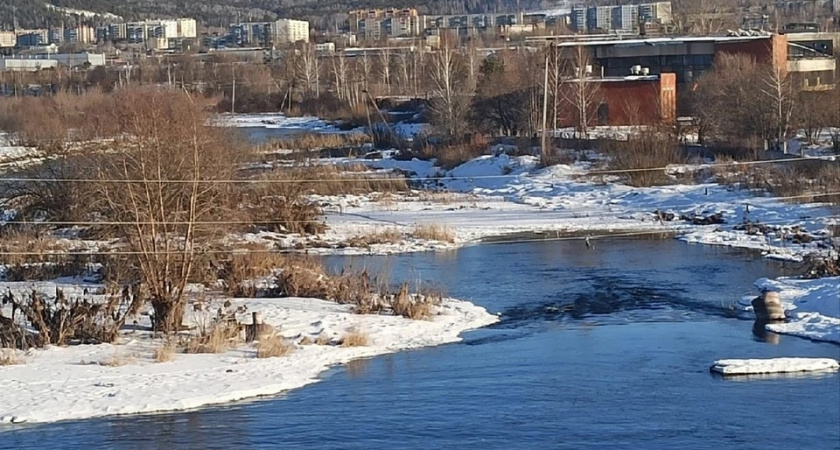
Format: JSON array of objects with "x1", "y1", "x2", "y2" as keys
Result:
[
  {"x1": 555, "y1": 72, "x2": 677, "y2": 128},
  {"x1": 552, "y1": 33, "x2": 834, "y2": 91},
  {"x1": 0, "y1": 53, "x2": 106, "y2": 71}
]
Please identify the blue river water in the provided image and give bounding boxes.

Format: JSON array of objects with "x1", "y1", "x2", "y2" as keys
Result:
[{"x1": 2, "y1": 238, "x2": 839, "y2": 450}]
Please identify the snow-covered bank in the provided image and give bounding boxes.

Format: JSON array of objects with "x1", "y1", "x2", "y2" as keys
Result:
[
  {"x1": 750, "y1": 277, "x2": 840, "y2": 344},
  {"x1": 280, "y1": 153, "x2": 838, "y2": 261},
  {"x1": 211, "y1": 113, "x2": 339, "y2": 132},
  {"x1": 710, "y1": 357, "x2": 840, "y2": 376},
  {"x1": 0, "y1": 296, "x2": 497, "y2": 425}
]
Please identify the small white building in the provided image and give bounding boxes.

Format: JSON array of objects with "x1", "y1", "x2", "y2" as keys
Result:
[
  {"x1": 315, "y1": 42, "x2": 336, "y2": 53},
  {"x1": 50, "y1": 53, "x2": 107, "y2": 68},
  {"x1": 0, "y1": 58, "x2": 58, "y2": 71}
]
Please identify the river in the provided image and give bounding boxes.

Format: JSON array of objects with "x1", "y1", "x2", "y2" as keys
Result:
[{"x1": 2, "y1": 237, "x2": 838, "y2": 449}]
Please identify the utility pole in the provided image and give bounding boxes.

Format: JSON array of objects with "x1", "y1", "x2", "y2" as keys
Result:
[
  {"x1": 231, "y1": 64, "x2": 236, "y2": 114},
  {"x1": 541, "y1": 50, "x2": 550, "y2": 165}
]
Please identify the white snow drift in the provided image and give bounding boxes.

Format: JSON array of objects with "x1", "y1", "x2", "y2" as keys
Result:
[
  {"x1": 0, "y1": 296, "x2": 497, "y2": 425},
  {"x1": 710, "y1": 358, "x2": 840, "y2": 376}
]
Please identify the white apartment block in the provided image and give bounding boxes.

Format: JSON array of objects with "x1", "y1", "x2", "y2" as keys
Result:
[
  {"x1": 274, "y1": 19, "x2": 310, "y2": 43},
  {"x1": 177, "y1": 18, "x2": 198, "y2": 39},
  {"x1": 0, "y1": 31, "x2": 16, "y2": 48}
]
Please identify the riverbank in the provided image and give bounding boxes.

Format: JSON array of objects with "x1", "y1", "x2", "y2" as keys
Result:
[
  {"x1": 0, "y1": 293, "x2": 497, "y2": 425},
  {"x1": 750, "y1": 276, "x2": 840, "y2": 344},
  {"x1": 256, "y1": 152, "x2": 837, "y2": 264}
]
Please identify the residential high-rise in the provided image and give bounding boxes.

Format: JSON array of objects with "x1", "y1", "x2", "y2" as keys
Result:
[
  {"x1": 586, "y1": 6, "x2": 612, "y2": 31},
  {"x1": 273, "y1": 19, "x2": 309, "y2": 43},
  {"x1": 611, "y1": 5, "x2": 638, "y2": 32}
]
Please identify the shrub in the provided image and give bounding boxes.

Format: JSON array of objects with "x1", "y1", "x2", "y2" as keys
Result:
[
  {"x1": 275, "y1": 257, "x2": 332, "y2": 299},
  {"x1": 600, "y1": 130, "x2": 683, "y2": 187},
  {"x1": 340, "y1": 330, "x2": 369, "y2": 347},
  {"x1": 314, "y1": 333, "x2": 332, "y2": 346},
  {"x1": 412, "y1": 224, "x2": 456, "y2": 243},
  {"x1": 0, "y1": 349, "x2": 24, "y2": 366},
  {"x1": 418, "y1": 138, "x2": 488, "y2": 170},
  {"x1": 153, "y1": 342, "x2": 176, "y2": 363},
  {"x1": 345, "y1": 228, "x2": 403, "y2": 248},
  {"x1": 98, "y1": 351, "x2": 134, "y2": 367},
  {"x1": 390, "y1": 283, "x2": 441, "y2": 320},
  {"x1": 219, "y1": 250, "x2": 287, "y2": 297},
  {"x1": 182, "y1": 322, "x2": 241, "y2": 354},
  {"x1": 256, "y1": 334, "x2": 294, "y2": 358},
  {"x1": 1, "y1": 288, "x2": 143, "y2": 348}
]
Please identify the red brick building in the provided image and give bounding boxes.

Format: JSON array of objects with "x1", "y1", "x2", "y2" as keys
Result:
[{"x1": 555, "y1": 72, "x2": 676, "y2": 128}]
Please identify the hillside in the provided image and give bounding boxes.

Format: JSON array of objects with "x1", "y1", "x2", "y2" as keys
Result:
[{"x1": 0, "y1": 0, "x2": 553, "y2": 29}]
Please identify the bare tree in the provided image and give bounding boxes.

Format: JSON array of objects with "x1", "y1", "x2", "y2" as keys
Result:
[
  {"x1": 427, "y1": 36, "x2": 470, "y2": 139},
  {"x1": 761, "y1": 65, "x2": 795, "y2": 153},
  {"x1": 559, "y1": 45, "x2": 601, "y2": 139},
  {"x1": 95, "y1": 88, "x2": 241, "y2": 332},
  {"x1": 378, "y1": 48, "x2": 392, "y2": 96},
  {"x1": 296, "y1": 43, "x2": 320, "y2": 99}
]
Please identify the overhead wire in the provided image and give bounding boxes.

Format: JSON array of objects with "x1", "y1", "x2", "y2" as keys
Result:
[
  {"x1": 0, "y1": 216, "x2": 834, "y2": 257},
  {"x1": 0, "y1": 155, "x2": 835, "y2": 184},
  {"x1": 0, "y1": 189, "x2": 836, "y2": 228}
]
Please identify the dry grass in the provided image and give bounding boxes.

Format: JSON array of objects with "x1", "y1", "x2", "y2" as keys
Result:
[
  {"x1": 153, "y1": 341, "x2": 176, "y2": 363},
  {"x1": 418, "y1": 191, "x2": 458, "y2": 204},
  {"x1": 417, "y1": 137, "x2": 489, "y2": 170},
  {"x1": 293, "y1": 164, "x2": 408, "y2": 196},
  {"x1": 0, "y1": 350, "x2": 24, "y2": 366},
  {"x1": 412, "y1": 223, "x2": 456, "y2": 243},
  {"x1": 219, "y1": 250, "x2": 287, "y2": 297},
  {"x1": 314, "y1": 333, "x2": 332, "y2": 345},
  {"x1": 600, "y1": 131, "x2": 684, "y2": 187},
  {"x1": 0, "y1": 229, "x2": 88, "y2": 281},
  {"x1": 715, "y1": 160, "x2": 840, "y2": 206},
  {"x1": 275, "y1": 256, "x2": 332, "y2": 299},
  {"x1": 390, "y1": 283, "x2": 441, "y2": 320},
  {"x1": 275, "y1": 133, "x2": 368, "y2": 152},
  {"x1": 340, "y1": 330, "x2": 369, "y2": 347},
  {"x1": 182, "y1": 322, "x2": 241, "y2": 354},
  {"x1": 299, "y1": 335, "x2": 314, "y2": 345},
  {"x1": 98, "y1": 351, "x2": 134, "y2": 367},
  {"x1": 345, "y1": 228, "x2": 404, "y2": 248},
  {"x1": 255, "y1": 334, "x2": 295, "y2": 358}
]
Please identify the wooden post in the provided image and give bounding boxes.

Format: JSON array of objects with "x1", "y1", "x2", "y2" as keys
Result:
[
  {"x1": 252, "y1": 312, "x2": 262, "y2": 325},
  {"x1": 751, "y1": 290, "x2": 785, "y2": 321}
]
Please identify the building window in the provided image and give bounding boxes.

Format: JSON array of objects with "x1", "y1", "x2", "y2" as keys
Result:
[{"x1": 597, "y1": 103, "x2": 609, "y2": 126}]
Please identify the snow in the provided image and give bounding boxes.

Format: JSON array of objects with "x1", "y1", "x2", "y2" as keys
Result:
[
  {"x1": 0, "y1": 134, "x2": 42, "y2": 170},
  {"x1": 750, "y1": 277, "x2": 840, "y2": 344},
  {"x1": 284, "y1": 152, "x2": 839, "y2": 263},
  {"x1": 211, "y1": 113, "x2": 340, "y2": 133},
  {"x1": 0, "y1": 294, "x2": 497, "y2": 424},
  {"x1": 710, "y1": 358, "x2": 839, "y2": 376},
  {"x1": 44, "y1": 3, "x2": 122, "y2": 21}
]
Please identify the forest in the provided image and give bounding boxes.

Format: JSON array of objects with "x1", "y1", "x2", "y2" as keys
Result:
[{"x1": 0, "y1": 0, "x2": 553, "y2": 29}]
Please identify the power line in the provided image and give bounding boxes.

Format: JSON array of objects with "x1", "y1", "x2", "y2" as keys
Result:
[
  {"x1": 0, "y1": 215, "x2": 835, "y2": 257},
  {"x1": 0, "y1": 190, "x2": 837, "y2": 228},
  {"x1": 0, "y1": 155, "x2": 835, "y2": 184}
]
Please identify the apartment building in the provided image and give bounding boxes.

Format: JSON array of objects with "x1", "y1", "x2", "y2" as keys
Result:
[
  {"x1": 228, "y1": 19, "x2": 309, "y2": 46},
  {"x1": 348, "y1": 9, "x2": 423, "y2": 39},
  {"x1": 0, "y1": 31, "x2": 16, "y2": 48},
  {"x1": 99, "y1": 18, "x2": 197, "y2": 44},
  {"x1": 570, "y1": 2, "x2": 672, "y2": 33}
]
